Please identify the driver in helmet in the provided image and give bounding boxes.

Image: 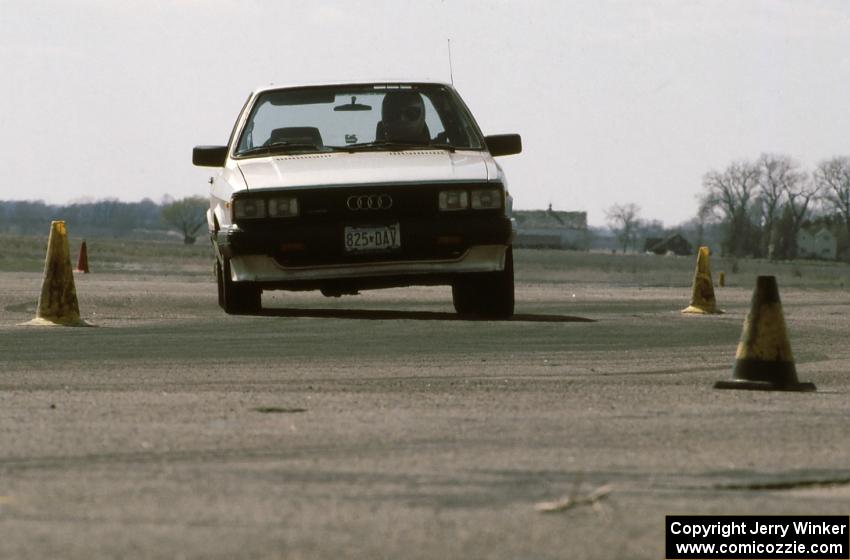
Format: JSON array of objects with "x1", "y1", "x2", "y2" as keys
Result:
[{"x1": 379, "y1": 91, "x2": 431, "y2": 144}]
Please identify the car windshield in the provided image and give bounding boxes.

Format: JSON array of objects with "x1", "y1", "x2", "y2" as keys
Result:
[{"x1": 234, "y1": 84, "x2": 485, "y2": 156}]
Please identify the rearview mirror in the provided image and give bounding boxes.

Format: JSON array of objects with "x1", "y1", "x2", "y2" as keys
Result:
[
  {"x1": 484, "y1": 134, "x2": 522, "y2": 157},
  {"x1": 192, "y1": 145, "x2": 228, "y2": 167}
]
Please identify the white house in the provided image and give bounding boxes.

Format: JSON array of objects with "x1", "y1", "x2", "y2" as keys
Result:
[{"x1": 797, "y1": 227, "x2": 837, "y2": 260}]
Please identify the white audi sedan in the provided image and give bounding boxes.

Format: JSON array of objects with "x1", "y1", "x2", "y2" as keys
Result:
[{"x1": 193, "y1": 81, "x2": 521, "y2": 317}]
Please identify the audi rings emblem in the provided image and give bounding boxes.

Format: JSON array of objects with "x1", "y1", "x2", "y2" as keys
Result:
[{"x1": 346, "y1": 194, "x2": 393, "y2": 210}]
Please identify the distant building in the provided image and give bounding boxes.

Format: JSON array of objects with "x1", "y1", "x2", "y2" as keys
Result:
[
  {"x1": 643, "y1": 233, "x2": 693, "y2": 256},
  {"x1": 797, "y1": 227, "x2": 837, "y2": 260},
  {"x1": 513, "y1": 206, "x2": 589, "y2": 250}
]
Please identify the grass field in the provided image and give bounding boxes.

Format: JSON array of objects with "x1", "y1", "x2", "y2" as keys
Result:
[
  {"x1": 2, "y1": 233, "x2": 848, "y2": 290},
  {"x1": 0, "y1": 234, "x2": 214, "y2": 276}
]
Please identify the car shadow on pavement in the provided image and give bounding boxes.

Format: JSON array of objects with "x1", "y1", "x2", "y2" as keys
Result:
[{"x1": 256, "y1": 308, "x2": 595, "y2": 322}]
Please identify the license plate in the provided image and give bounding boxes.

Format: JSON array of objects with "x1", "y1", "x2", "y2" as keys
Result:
[{"x1": 344, "y1": 224, "x2": 401, "y2": 252}]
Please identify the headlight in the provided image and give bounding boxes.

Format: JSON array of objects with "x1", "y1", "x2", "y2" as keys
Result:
[
  {"x1": 268, "y1": 196, "x2": 299, "y2": 218},
  {"x1": 438, "y1": 190, "x2": 469, "y2": 211},
  {"x1": 232, "y1": 198, "x2": 266, "y2": 219},
  {"x1": 470, "y1": 189, "x2": 502, "y2": 210}
]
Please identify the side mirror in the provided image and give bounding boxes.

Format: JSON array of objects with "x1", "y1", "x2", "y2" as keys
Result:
[
  {"x1": 485, "y1": 134, "x2": 522, "y2": 157},
  {"x1": 193, "y1": 145, "x2": 228, "y2": 167}
]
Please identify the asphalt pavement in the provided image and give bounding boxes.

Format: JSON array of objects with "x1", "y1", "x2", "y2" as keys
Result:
[{"x1": 1, "y1": 272, "x2": 848, "y2": 559}]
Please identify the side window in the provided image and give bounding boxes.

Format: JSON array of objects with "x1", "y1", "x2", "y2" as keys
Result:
[
  {"x1": 246, "y1": 102, "x2": 275, "y2": 148},
  {"x1": 422, "y1": 96, "x2": 445, "y2": 140},
  {"x1": 426, "y1": 91, "x2": 474, "y2": 147}
]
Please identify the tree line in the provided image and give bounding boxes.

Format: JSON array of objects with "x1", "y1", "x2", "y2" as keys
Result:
[
  {"x1": 606, "y1": 154, "x2": 850, "y2": 260},
  {"x1": 699, "y1": 154, "x2": 850, "y2": 259},
  {"x1": 0, "y1": 196, "x2": 208, "y2": 244}
]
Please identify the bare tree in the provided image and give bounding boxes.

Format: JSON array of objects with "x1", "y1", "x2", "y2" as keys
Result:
[
  {"x1": 162, "y1": 196, "x2": 208, "y2": 244},
  {"x1": 814, "y1": 156, "x2": 850, "y2": 239},
  {"x1": 779, "y1": 175, "x2": 821, "y2": 259},
  {"x1": 756, "y1": 154, "x2": 805, "y2": 257},
  {"x1": 606, "y1": 203, "x2": 641, "y2": 253},
  {"x1": 699, "y1": 160, "x2": 761, "y2": 257}
]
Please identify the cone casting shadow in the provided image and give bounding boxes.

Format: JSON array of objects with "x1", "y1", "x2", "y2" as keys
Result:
[
  {"x1": 715, "y1": 276, "x2": 814, "y2": 391},
  {"x1": 20, "y1": 221, "x2": 94, "y2": 327}
]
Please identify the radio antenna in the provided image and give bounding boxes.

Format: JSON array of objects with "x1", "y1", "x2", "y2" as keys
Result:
[{"x1": 447, "y1": 38, "x2": 454, "y2": 86}]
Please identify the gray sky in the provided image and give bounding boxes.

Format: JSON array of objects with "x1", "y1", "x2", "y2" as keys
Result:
[{"x1": 2, "y1": 0, "x2": 849, "y2": 227}]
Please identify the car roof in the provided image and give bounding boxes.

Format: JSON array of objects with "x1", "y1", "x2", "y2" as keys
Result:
[{"x1": 252, "y1": 80, "x2": 455, "y2": 95}]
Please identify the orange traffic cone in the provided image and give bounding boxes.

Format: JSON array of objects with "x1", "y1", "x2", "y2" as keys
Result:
[
  {"x1": 21, "y1": 221, "x2": 94, "y2": 327},
  {"x1": 682, "y1": 246, "x2": 722, "y2": 314},
  {"x1": 714, "y1": 276, "x2": 814, "y2": 391},
  {"x1": 75, "y1": 240, "x2": 90, "y2": 273}
]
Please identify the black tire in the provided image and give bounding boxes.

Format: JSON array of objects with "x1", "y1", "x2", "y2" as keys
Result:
[
  {"x1": 218, "y1": 257, "x2": 261, "y2": 315},
  {"x1": 451, "y1": 280, "x2": 478, "y2": 315},
  {"x1": 215, "y1": 261, "x2": 225, "y2": 308},
  {"x1": 452, "y1": 247, "x2": 514, "y2": 319}
]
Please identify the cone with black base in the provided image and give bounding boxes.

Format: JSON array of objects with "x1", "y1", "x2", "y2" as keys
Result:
[
  {"x1": 75, "y1": 240, "x2": 90, "y2": 273},
  {"x1": 682, "y1": 246, "x2": 722, "y2": 314},
  {"x1": 21, "y1": 221, "x2": 94, "y2": 327},
  {"x1": 714, "y1": 276, "x2": 814, "y2": 391}
]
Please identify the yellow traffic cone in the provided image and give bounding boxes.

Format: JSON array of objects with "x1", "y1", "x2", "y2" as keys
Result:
[
  {"x1": 682, "y1": 246, "x2": 722, "y2": 314},
  {"x1": 714, "y1": 276, "x2": 814, "y2": 391},
  {"x1": 21, "y1": 221, "x2": 94, "y2": 327}
]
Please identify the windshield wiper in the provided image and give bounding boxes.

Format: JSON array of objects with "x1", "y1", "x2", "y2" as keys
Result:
[
  {"x1": 344, "y1": 140, "x2": 420, "y2": 151},
  {"x1": 344, "y1": 141, "x2": 455, "y2": 153},
  {"x1": 236, "y1": 142, "x2": 321, "y2": 157},
  {"x1": 427, "y1": 144, "x2": 459, "y2": 153}
]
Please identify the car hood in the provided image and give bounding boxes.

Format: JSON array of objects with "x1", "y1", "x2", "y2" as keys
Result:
[{"x1": 236, "y1": 150, "x2": 493, "y2": 190}]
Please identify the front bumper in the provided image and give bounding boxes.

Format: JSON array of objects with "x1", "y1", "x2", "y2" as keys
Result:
[
  {"x1": 214, "y1": 211, "x2": 515, "y2": 290},
  {"x1": 229, "y1": 244, "x2": 508, "y2": 283}
]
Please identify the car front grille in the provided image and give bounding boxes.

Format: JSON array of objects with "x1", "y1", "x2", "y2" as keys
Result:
[
  {"x1": 228, "y1": 182, "x2": 509, "y2": 266},
  {"x1": 234, "y1": 182, "x2": 502, "y2": 223},
  {"x1": 297, "y1": 183, "x2": 445, "y2": 220}
]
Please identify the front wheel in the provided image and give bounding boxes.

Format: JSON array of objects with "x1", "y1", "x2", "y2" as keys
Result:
[
  {"x1": 216, "y1": 258, "x2": 261, "y2": 315},
  {"x1": 452, "y1": 247, "x2": 514, "y2": 319}
]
